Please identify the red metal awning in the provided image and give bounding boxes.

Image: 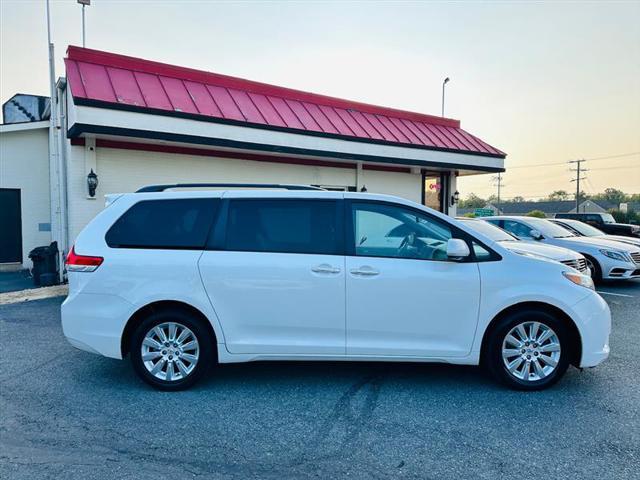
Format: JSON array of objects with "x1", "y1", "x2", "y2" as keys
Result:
[{"x1": 64, "y1": 46, "x2": 505, "y2": 158}]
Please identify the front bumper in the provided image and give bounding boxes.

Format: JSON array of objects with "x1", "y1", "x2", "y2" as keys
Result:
[
  {"x1": 601, "y1": 258, "x2": 640, "y2": 280},
  {"x1": 571, "y1": 292, "x2": 611, "y2": 368}
]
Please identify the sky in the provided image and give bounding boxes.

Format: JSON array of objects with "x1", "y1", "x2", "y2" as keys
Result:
[{"x1": 1, "y1": 0, "x2": 639, "y2": 200}]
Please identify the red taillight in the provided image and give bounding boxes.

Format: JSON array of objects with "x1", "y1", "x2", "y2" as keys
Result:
[{"x1": 66, "y1": 247, "x2": 103, "y2": 272}]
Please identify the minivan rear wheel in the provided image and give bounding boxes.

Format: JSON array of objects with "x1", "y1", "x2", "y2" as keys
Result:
[
  {"x1": 485, "y1": 309, "x2": 571, "y2": 390},
  {"x1": 130, "y1": 309, "x2": 213, "y2": 391}
]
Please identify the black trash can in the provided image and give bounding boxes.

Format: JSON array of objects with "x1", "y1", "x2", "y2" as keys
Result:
[{"x1": 28, "y1": 241, "x2": 60, "y2": 287}]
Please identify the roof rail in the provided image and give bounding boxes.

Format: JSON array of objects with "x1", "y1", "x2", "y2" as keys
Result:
[{"x1": 135, "y1": 183, "x2": 326, "y2": 193}]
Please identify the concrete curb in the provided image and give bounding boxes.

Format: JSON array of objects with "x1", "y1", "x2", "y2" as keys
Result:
[{"x1": 0, "y1": 285, "x2": 68, "y2": 305}]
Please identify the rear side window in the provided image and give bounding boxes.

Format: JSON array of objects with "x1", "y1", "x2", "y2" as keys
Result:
[
  {"x1": 106, "y1": 199, "x2": 218, "y2": 249},
  {"x1": 225, "y1": 199, "x2": 340, "y2": 255}
]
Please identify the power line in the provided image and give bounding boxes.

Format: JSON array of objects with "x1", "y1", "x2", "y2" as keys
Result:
[
  {"x1": 507, "y1": 151, "x2": 640, "y2": 170},
  {"x1": 589, "y1": 165, "x2": 640, "y2": 171},
  {"x1": 495, "y1": 164, "x2": 639, "y2": 186},
  {"x1": 585, "y1": 151, "x2": 640, "y2": 161},
  {"x1": 508, "y1": 161, "x2": 567, "y2": 169}
]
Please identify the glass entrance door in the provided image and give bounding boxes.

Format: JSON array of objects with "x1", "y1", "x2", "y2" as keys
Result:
[{"x1": 422, "y1": 173, "x2": 449, "y2": 213}]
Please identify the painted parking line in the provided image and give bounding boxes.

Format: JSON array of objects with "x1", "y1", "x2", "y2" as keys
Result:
[{"x1": 597, "y1": 291, "x2": 634, "y2": 298}]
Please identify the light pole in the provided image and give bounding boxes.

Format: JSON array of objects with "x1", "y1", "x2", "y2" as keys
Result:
[
  {"x1": 77, "y1": 0, "x2": 90, "y2": 47},
  {"x1": 441, "y1": 77, "x2": 450, "y2": 117}
]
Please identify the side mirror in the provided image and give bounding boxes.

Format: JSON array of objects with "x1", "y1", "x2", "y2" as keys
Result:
[
  {"x1": 530, "y1": 229, "x2": 544, "y2": 240},
  {"x1": 447, "y1": 238, "x2": 471, "y2": 260}
]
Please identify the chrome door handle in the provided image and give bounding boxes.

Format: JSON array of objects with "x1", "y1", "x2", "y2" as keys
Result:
[
  {"x1": 350, "y1": 267, "x2": 380, "y2": 277},
  {"x1": 311, "y1": 264, "x2": 341, "y2": 274}
]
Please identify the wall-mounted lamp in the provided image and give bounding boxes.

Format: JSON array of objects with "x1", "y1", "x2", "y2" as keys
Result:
[
  {"x1": 450, "y1": 190, "x2": 460, "y2": 206},
  {"x1": 87, "y1": 169, "x2": 98, "y2": 197},
  {"x1": 360, "y1": 185, "x2": 367, "y2": 192}
]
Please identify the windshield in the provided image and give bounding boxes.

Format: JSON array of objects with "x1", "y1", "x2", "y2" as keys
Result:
[
  {"x1": 460, "y1": 219, "x2": 517, "y2": 242},
  {"x1": 561, "y1": 220, "x2": 605, "y2": 237},
  {"x1": 524, "y1": 217, "x2": 577, "y2": 238},
  {"x1": 602, "y1": 213, "x2": 616, "y2": 224}
]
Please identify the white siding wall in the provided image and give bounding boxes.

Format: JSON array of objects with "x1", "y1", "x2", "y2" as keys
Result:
[
  {"x1": 0, "y1": 127, "x2": 51, "y2": 268},
  {"x1": 359, "y1": 169, "x2": 422, "y2": 204},
  {"x1": 65, "y1": 145, "x2": 423, "y2": 243}
]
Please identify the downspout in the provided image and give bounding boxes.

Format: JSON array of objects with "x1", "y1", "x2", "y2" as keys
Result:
[{"x1": 56, "y1": 78, "x2": 69, "y2": 281}]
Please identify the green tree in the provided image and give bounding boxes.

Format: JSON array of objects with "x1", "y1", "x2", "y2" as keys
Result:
[
  {"x1": 548, "y1": 190, "x2": 569, "y2": 201},
  {"x1": 510, "y1": 196, "x2": 525, "y2": 203},
  {"x1": 526, "y1": 210, "x2": 546, "y2": 218},
  {"x1": 459, "y1": 193, "x2": 486, "y2": 209},
  {"x1": 462, "y1": 212, "x2": 477, "y2": 218},
  {"x1": 592, "y1": 188, "x2": 626, "y2": 205}
]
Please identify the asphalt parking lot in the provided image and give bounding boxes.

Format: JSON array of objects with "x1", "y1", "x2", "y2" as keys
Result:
[{"x1": 1, "y1": 281, "x2": 639, "y2": 480}]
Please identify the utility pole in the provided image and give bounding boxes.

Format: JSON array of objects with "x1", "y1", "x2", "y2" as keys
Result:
[
  {"x1": 491, "y1": 173, "x2": 504, "y2": 215},
  {"x1": 569, "y1": 159, "x2": 588, "y2": 213}
]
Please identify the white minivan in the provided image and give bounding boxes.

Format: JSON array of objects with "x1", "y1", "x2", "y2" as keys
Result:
[{"x1": 62, "y1": 185, "x2": 611, "y2": 391}]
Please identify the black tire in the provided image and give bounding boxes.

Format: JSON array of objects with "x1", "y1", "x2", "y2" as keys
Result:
[
  {"x1": 583, "y1": 254, "x2": 602, "y2": 283},
  {"x1": 484, "y1": 309, "x2": 571, "y2": 391},
  {"x1": 130, "y1": 308, "x2": 214, "y2": 391}
]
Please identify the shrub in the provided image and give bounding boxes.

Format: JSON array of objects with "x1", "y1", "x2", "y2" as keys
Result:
[
  {"x1": 526, "y1": 210, "x2": 546, "y2": 218},
  {"x1": 608, "y1": 208, "x2": 640, "y2": 224}
]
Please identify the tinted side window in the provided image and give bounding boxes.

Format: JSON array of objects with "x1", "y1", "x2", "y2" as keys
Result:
[
  {"x1": 225, "y1": 199, "x2": 340, "y2": 255},
  {"x1": 106, "y1": 199, "x2": 218, "y2": 249},
  {"x1": 502, "y1": 220, "x2": 534, "y2": 239}
]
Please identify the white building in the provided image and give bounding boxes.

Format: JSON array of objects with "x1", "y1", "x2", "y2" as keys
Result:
[{"x1": 1, "y1": 46, "x2": 505, "y2": 274}]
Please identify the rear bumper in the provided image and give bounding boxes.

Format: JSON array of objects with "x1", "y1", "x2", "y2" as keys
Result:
[
  {"x1": 61, "y1": 292, "x2": 133, "y2": 359},
  {"x1": 572, "y1": 292, "x2": 611, "y2": 368}
]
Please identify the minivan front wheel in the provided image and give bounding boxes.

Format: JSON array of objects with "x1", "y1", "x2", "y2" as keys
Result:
[
  {"x1": 485, "y1": 309, "x2": 570, "y2": 390},
  {"x1": 130, "y1": 309, "x2": 213, "y2": 390}
]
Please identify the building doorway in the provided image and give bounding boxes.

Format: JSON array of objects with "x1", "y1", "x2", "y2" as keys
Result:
[
  {"x1": 422, "y1": 173, "x2": 449, "y2": 214},
  {"x1": 0, "y1": 188, "x2": 23, "y2": 264}
]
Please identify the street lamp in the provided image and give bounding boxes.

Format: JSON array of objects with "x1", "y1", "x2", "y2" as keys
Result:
[
  {"x1": 77, "y1": 0, "x2": 90, "y2": 48},
  {"x1": 441, "y1": 77, "x2": 450, "y2": 117}
]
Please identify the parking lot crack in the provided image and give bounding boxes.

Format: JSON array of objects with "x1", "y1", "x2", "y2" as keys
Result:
[{"x1": 290, "y1": 374, "x2": 383, "y2": 468}]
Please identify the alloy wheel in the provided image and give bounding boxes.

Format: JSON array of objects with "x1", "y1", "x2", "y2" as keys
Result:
[
  {"x1": 501, "y1": 321, "x2": 561, "y2": 382},
  {"x1": 141, "y1": 322, "x2": 200, "y2": 382},
  {"x1": 585, "y1": 257, "x2": 596, "y2": 279}
]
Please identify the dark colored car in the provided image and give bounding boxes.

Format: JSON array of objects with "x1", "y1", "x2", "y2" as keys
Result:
[{"x1": 554, "y1": 213, "x2": 640, "y2": 238}]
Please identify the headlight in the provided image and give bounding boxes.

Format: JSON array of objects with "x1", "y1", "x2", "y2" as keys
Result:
[
  {"x1": 563, "y1": 271, "x2": 595, "y2": 290},
  {"x1": 599, "y1": 249, "x2": 630, "y2": 262}
]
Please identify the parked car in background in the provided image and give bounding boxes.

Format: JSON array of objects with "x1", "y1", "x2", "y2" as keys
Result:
[
  {"x1": 457, "y1": 218, "x2": 590, "y2": 274},
  {"x1": 550, "y1": 218, "x2": 640, "y2": 249},
  {"x1": 62, "y1": 184, "x2": 610, "y2": 392},
  {"x1": 484, "y1": 216, "x2": 640, "y2": 282},
  {"x1": 554, "y1": 212, "x2": 640, "y2": 238}
]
